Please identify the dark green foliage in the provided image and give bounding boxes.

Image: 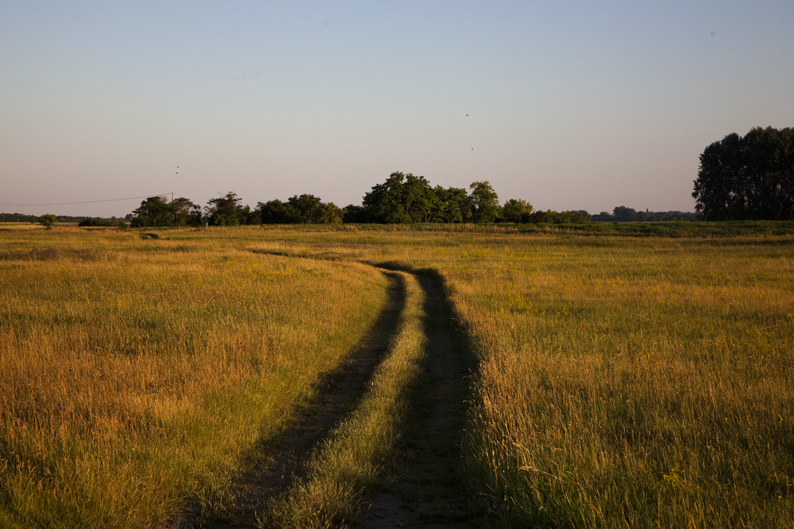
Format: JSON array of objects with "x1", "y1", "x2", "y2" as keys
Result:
[
  {"x1": 130, "y1": 196, "x2": 202, "y2": 227},
  {"x1": 257, "y1": 199, "x2": 301, "y2": 224},
  {"x1": 0, "y1": 213, "x2": 39, "y2": 223},
  {"x1": 469, "y1": 181, "x2": 500, "y2": 223},
  {"x1": 342, "y1": 205, "x2": 369, "y2": 223},
  {"x1": 38, "y1": 214, "x2": 57, "y2": 229},
  {"x1": 693, "y1": 127, "x2": 794, "y2": 220},
  {"x1": 0, "y1": 212, "x2": 91, "y2": 224},
  {"x1": 592, "y1": 208, "x2": 699, "y2": 222},
  {"x1": 288, "y1": 194, "x2": 325, "y2": 224},
  {"x1": 524, "y1": 209, "x2": 591, "y2": 224},
  {"x1": 256, "y1": 195, "x2": 342, "y2": 224},
  {"x1": 432, "y1": 186, "x2": 472, "y2": 223},
  {"x1": 319, "y1": 202, "x2": 344, "y2": 224},
  {"x1": 242, "y1": 204, "x2": 260, "y2": 225},
  {"x1": 362, "y1": 172, "x2": 411, "y2": 223},
  {"x1": 613, "y1": 205, "x2": 639, "y2": 221},
  {"x1": 207, "y1": 192, "x2": 246, "y2": 226},
  {"x1": 501, "y1": 199, "x2": 534, "y2": 223},
  {"x1": 362, "y1": 172, "x2": 440, "y2": 223},
  {"x1": 78, "y1": 217, "x2": 128, "y2": 228}
]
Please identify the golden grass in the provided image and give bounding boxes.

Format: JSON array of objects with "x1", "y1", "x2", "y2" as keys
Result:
[
  {"x1": 0, "y1": 228, "x2": 388, "y2": 528},
  {"x1": 240, "y1": 228, "x2": 794, "y2": 527},
  {"x1": 443, "y1": 238, "x2": 794, "y2": 527},
  {"x1": 267, "y1": 271, "x2": 426, "y2": 528},
  {"x1": 2, "y1": 225, "x2": 792, "y2": 527}
]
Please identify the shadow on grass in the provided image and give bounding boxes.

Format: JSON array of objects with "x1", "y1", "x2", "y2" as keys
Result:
[
  {"x1": 172, "y1": 271, "x2": 406, "y2": 528},
  {"x1": 360, "y1": 261, "x2": 489, "y2": 528}
]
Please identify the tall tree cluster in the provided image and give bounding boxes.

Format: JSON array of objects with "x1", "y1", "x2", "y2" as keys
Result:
[
  {"x1": 358, "y1": 172, "x2": 502, "y2": 224},
  {"x1": 256, "y1": 195, "x2": 343, "y2": 224},
  {"x1": 129, "y1": 196, "x2": 203, "y2": 227},
  {"x1": 693, "y1": 127, "x2": 794, "y2": 220}
]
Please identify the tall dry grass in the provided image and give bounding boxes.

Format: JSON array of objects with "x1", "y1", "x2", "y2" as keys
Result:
[
  {"x1": 439, "y1": 237, "x2": 794, "y2": 527},
  {"x1": 245, "y1": 227, "x2": 794, "y2": 527},
  {"x1": 0, "y1": 228, "x2": 387, "y2": 528},
  {"x1": 2, "y1": 225, "x2": 792, "y2": 527}
]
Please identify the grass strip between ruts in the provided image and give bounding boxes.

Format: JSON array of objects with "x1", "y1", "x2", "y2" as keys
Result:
[{"x1": 265, "y1": 271, "x2": 426, "y2": 528}]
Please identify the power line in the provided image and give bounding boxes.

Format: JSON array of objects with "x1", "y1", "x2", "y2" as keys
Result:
[{"x1": 0, "y1": 194, "x2": 172, "y2": 207}]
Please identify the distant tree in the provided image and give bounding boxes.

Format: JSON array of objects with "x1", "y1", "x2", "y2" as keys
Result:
[
  {"x1": 469, "y1": 181, "x2": 500, "y2": 223},
  {"x1": 502, "y1": 199, "x2": 534, "y2": 223},
  {"x1": 526, "y1": 210, "x2": 591, "y2": 224},
  {"x1": 130, "y1": 197, "x2": 171, "y2": 227},
  {"x1": 342, "y1": 204, "x2": 369, "y2": 223},
  {"x1": 528, "y1": 210, "x2": 559, "y2": 224},
  {"x1": 130, "y1": 196, "x2": 200, "y2": 227},
  {"x1": 362, "y1": 172, "x2": 409, "y2": 223},
  {"x1": 592, "y1": 209, "x2": 698, "y2": 222},
  {"x1": 241, "y1": 204, "x2": 260, "y2": 225},
  {"x1": 288, "y1": 194, "x2": 325, "y2": 224},
  {"x1": 613, "y1": 206, "x2": 638, "y2": 221},
  {"x1": 402, "y1": 174, "x2": 439, "y2": 222},
  {"x1": 170, "y1": 197, "x2": 203, "y2": 226},
  {"x1": 78, "y1": 217, "x2": 128, "y2": 228},
  {"x1": 319, "y1": 203, "x2": 343, "y2": 224},
  {"x1": 432, "y1": 186, "x2": 472, "y2": 223},
  {"x1": 207, "y1": 192, "x2": 245, "y2": 226},
  {"x1": 574, "y1": 210, "x2": 592, "y2": 223},
  {"x1": 693, "y1": 127, "x2": 794, "y2": 220},
  {"x1": 0, "y1": 213, "x2": 39, "y2": 223},
  {"x1": 39, "y1": 214, "x2": 57, "y2": 229},
  {"x1": 257, "y1": 200, "x2": 301, "y2": 224},
  {"x1": 257, "y1": 195, "x2": 342, "y2": 224},
  {"x1": 363, "y1": 172, "x2": 438, "y2": 223}
]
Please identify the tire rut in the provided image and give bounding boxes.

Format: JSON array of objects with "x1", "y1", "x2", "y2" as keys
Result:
[
  {"x1": 359, "y1": 273, "x2": 479, "y2": 529},
  {"x1": 170, "y1": 272, "x2": 406, "y2": 529}
]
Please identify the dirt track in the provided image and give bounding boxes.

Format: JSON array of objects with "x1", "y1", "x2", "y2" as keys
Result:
[
  {"x1": 360, "y1": 274, "x2": 476, "y2": 528},
  {"x1": 172, "y1": 265, "x2": 479, "y2": 528}
]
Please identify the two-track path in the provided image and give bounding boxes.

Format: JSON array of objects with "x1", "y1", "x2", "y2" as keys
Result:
[
  {"x1": 359, "y1": 274, "x2": 475, "y2": 529},
  {"x1": 172, "y1": 265, "x2": 478, "y2": 528}
]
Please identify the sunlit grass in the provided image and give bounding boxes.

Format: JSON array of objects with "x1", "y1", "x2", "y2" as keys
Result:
[
  {"x1": 267, "y1": 271, "x2": 426, "y2": 528},
  {"x1": 244, "y1": 227, "x2": 794, "y2": 527},
  {"x1": 445, "y1": 240, "x2": 794, "y2": 527},
  {"x1": 2, "y1": 224, "x2": 792, "y2": 527},
  {"x1": 0, "y1": 228, "x2": 388, "y2": 528}
]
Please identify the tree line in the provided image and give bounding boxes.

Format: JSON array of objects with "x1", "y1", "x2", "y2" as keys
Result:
[
  {"x1": 591, "y1": 207, "x2": 699, "y2": 222},
  {"x1": 128, "y1": 172, "x2": 592, "y2": 227},
  {"x1": 0, "y1": 213, "x2": 96, "y2": 223},
  {"x1": 693, "y1": 126, "x2": 794, "y2": 220}
]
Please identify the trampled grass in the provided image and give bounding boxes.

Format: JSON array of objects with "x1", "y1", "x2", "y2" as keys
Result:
[
  {"x1": 267, "y1": 271, "x2": 426, "y2": 528},
  {"x1": 0, "y1": 228, "x2": 388, "y2": 528}
]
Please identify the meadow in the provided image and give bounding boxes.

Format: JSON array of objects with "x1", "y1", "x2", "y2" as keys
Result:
[
  {"x1": 0, "y1": 228, "x2": 388, "y2": 528},
  {"x1": 1, "y1": 224, "x2": 792, "y2": 527}
]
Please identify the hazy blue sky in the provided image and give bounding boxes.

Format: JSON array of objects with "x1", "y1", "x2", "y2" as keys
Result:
[{"x1": 2, "y1": 1, "x2": 793, "y2": 217}]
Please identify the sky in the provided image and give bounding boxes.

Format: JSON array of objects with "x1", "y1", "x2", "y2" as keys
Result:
[{"x1": 1, "y1": 1, "x2": 793, "y2": 218}]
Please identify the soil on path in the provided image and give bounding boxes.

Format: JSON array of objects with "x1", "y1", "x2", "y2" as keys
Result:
[
  {"x1": 171, "y1": 272, "x2": 406, "y2": 529},
  {"x1": 359, "y1": 274, "x2": 479, "y2": 529},
  {"x1": 171, "y1": 266, "x2": 482, "y2": 528}
]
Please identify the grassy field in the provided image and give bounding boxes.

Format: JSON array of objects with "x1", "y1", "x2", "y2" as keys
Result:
[
  {"x1": 241, "y1": 225, "x2": 794, "y2": 527},
  {"x1": 439, "y1": 235, "x2": 794, "y2": 527},
  {"x1": 0, "y1": 228, "x2": 388, "y2": 528},
  {"x1": 1, "y1": 224, "x2": 792, "y2": 527}
]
